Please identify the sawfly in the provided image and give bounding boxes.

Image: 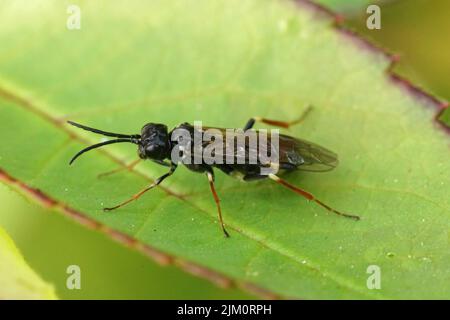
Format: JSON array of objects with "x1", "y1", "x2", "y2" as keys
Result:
[{"x1": 68, "y1": 107, "x2": 359, "y2": 237}]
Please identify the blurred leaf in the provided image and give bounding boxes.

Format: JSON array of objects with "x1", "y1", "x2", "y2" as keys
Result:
[
  {"x1": 344, "y1": 0, "x2": 450, "y2": 108},
  {"x1": 314, "y1": 0, "x2": 384, "y2": 14},
  {"x1": 0, "y1": 0, "x2": 448, "y2": 299},
  {"x1": 0, "y1": 184, "x2": 252, "y2": 299},
  {"x1": 0, "y1": 226, "x2": 56, "y2": 299},
  {"x1": 439, "y1": 108, "x2": 450, "y2": 127}
]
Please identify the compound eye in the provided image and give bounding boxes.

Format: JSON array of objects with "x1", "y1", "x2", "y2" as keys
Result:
[
  {"x1": 146, "y1": 144, "x2": 157, "y2": 153},
  {"x1": 145, "y1": 133, "x2": 157, "y2": 143},
  {"x1": 144, "y1": 143, "x2": 166, "y2": 160}
]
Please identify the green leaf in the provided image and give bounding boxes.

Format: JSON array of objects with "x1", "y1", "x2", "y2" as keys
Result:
[
  {"x1": 0, "y1": 0, "x2": 448, "y2": 299},
  {"x1": 0, "y1": 226, "x2": 57, "y2": 299}
]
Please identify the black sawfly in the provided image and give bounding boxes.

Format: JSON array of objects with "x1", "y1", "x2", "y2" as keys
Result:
[{"x1": 68, "y1": 107, "x2": 359, "y2": 237}]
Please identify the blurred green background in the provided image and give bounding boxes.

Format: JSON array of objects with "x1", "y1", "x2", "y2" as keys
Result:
[
  {"x1": 0, "y1": 0, "x2": 448, "y2": 299},
  {"x1": 347, "y1": 0, "x2": 449, "y2": 102}
]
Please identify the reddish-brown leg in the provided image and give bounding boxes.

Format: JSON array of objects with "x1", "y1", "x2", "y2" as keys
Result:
[
  {"x1": 268, "y1": 174, "x2": 360, "y2": 220},
  {"x1": 103, "y1": 165, "x2": 176, "y2": 211},
  {"x1": 98, "y1": 159, "x2": 141, "y2": 179},
  {"x1": 245, "y1": 105, "x2": 312, "y2": 130},
  {"x1": 207, "y1": 171, "x2": 230, "y2": 237}
]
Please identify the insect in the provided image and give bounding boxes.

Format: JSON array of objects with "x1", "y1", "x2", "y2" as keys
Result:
[{"x1": 68, "y1": 107, "x2": 359, "y2": 237}]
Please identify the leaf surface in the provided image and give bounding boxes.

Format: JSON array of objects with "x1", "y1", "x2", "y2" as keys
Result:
[{"x1": 0, "y1": 0, "x2": 448, "y2": 299}]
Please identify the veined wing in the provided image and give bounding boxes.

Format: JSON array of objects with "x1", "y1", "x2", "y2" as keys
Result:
[
  {"x1": 198, "y1": 127, "x2": 338, "y2": 171},
  {"x1": 279, "y1": 134, "x2": 338, "y2": 172}
]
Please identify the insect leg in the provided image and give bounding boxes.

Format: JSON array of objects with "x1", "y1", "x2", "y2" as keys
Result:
[
  {"x1": 152, "y1": 159, "x2": 172, "y2": 167},
  {"x1": 103, "y1": 163, "x2": 177, "y2": 211},
  {"x1": 243, "y1": 105, "x2": 312, "y2": 130},
  {"x1": 268, "y1": 174, "x2": 360, "y2": 220},
  {"x1": 206, "y1": 169, "x2": 230, "y2": 237},
  {"x1": 97, "y1": 159, "x2": 141, "y2": 179}
]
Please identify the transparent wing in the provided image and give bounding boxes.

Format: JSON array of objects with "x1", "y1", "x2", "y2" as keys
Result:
[
  {"x1": 286, "y1": 135, "x2": 338, "y2": 172},
  {"x1": 199, "y1": 127, "x2": 338, "y2": 172}
]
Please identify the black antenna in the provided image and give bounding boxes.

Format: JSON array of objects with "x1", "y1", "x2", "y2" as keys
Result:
[
  {"x1": 67, "y1": 121, "x2": 140, "y2": 139},
  {"x1": 69, "y1": 139, "x2": 138, "y2": 165},
  {"x1": 67, "y1": 121, "x2": 141, "y2": 165}
]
